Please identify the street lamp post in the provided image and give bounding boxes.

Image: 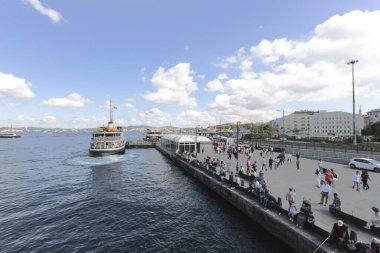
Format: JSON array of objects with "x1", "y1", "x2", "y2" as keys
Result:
[
  {"x1": 347, "y1": 60, "x2": 359, "y2": 145},
  {"x1": 282, "y1": 110, "x2": 285, "y2": 137},
  {"x1": 236, "y1": 121, "x2": 240, "y2": 172},
  {"x1": 195, "y1": 125, "x2": 198, "y2": 156},
  {"x1": 276, "y1": 109, "x2": 285, "y2": 138}
]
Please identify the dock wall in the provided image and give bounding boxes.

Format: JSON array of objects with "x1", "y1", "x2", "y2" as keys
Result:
[{"x1": 156, "y1": 145, "x2": 334, "y2": 253}]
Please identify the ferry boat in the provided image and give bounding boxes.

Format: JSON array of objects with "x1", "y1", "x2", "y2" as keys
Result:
[
  {"x1": 0, "y1": 132, "x2": 21, "y2": 138},
  {"x1": 89, "y1": 100, "x2": 125, "y2": 156},
  {"x1": 144, "y1": 129, "x2": 163, "y2": 141}
]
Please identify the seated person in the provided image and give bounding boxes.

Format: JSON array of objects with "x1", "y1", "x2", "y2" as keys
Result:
[
  {"x1": 296, "y1": 211, "x2": 306, "y2": 229},
  {"x1": 305, "y1": 211, "x2": 315, "y2": 229},
  {"x1": 228, "y1": 172, "x2": 234, "y2": 184},
  {"x1": 371, "y1": 237, "x2": 380, "y2": 253},
  {"x1": 254, "y1": 180, "x2": 262, "y2": 193},
  {"x1": 288, "y1": 202, "x2": 297, "y2": 222},
  {"x1": 329, "y1": 193, "x2": 341, "y2": 210},
  {"x1": 246, "y1": 183, "x2": 254, "y2": 193},
  {"x1": 329, "y1": 220, "x2": 349, "y2": 251}
]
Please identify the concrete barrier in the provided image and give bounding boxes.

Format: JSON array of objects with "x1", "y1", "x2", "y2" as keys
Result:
[{"x1": 156, "y1": 145, "x2": 336, "y2": 253}]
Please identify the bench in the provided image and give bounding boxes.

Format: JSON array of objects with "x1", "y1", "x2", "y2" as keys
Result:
[{"x1": 329, "y1": 206, "x2": 367, "y2": 227}]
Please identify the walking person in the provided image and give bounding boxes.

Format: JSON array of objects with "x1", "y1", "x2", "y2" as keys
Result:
[
  {"x1": 324, "y1": 169, "x2": 333, "y2": 186},
  {"x1": 285, "y1": 187, "x2": 296, "y2": 208},
  {"x1": 319, "y1": 181, "x2": 330, "y2": 206},
  {"x1": 318, "y1": 159, "x2": 324, "y2": 171},
  {"x1": 352, "y1": 170, "x2": 361, "y2": 191},
  {"x1": 315, "y1": 168, "x2": 321, "y2": 188},
  {"x1": 261, "y1": 157, "x2": 267, "y2": 171},
  {"x1": 296, "y1": 159, "x2": 300, "y2": 170},
  {"x1": 330, "y1": 169, "x2": 338, "y2": 188},
  {"x1": 269, "y1": 157, "x2": 273, "y2": 170},
  {"x1": 361, "y1": 170, "x2": 370, "y2": 190}
]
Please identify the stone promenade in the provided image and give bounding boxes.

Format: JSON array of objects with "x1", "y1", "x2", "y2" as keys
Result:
[{"x1": 197, "y1": 147, "x2": 380, "y2": 243}]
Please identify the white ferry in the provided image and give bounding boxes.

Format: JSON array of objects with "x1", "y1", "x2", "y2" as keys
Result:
[
  {"x1": 144, "y1": 129, "x2": 162, "y2": 141},
  {"x1": 0, "y1": 132, "x2": 21, "y2": 138},
  {"x1": 89, "y1": 100, "x2": 125, "y2": 156}
]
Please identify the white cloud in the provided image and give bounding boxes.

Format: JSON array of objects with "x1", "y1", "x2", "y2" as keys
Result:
[
  {"x1": 209, "y1": 10, "x2": 380, "y2": 120},
  {"x1": 121, "y1": 103, "x2": 134, "y2": 108},
  {"x1": 198, "y1": 74, "x2": 206, "y2": 80},
  {"x1": 139, "y1": 108, "x2": 168, "y2": 118},
  {"x1": 217, "y1": 73, "x2": 228, "y2": 80},
  {"x1": 0, "y1": 72, "x2": 35, "y2": 98},
  {"x1": 205, "y1": 79, "x2": 224, "y2": 93},
  {"x1": 15, "y1": 113, "x2": 56, "y2": 124},
  {"x1": 42, "y1": 93, "x2": 91, "y2": 107},
  {"x1": 137, "y1": 108, "x2": 170, "y2": 126},
  {"x1": 41, "y1": 113, "x2": 56, "y2": 123},
  {"x1": 144, "y1": 62, "x2": 198, "y2": 107},
  {"x1": 175, "y1": 110, "x2": 216, "y2": 127},
  {"x1": 25, "y1": 0, "x2": 63, "y2": 23}
]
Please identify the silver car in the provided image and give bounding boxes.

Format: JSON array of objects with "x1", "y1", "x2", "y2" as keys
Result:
[{"x1": 349, "y1": 158, "x2": 380, "y2": 172}]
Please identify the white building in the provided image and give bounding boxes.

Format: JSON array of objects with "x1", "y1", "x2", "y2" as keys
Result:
[
  {"x1": 366, "y1": 108, "x2": 380, "y2": 124},
  {"x1": 274, "y1": 110, "x2": 364, "y2": 139}
]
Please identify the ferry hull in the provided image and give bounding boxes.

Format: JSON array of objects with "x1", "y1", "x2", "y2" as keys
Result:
[
  {"x1": 0, "y1": 135, "x2": 21, "y2": 138},
  {"x1": 89, "y1": 146, "x2": 126, "y2": 156}
]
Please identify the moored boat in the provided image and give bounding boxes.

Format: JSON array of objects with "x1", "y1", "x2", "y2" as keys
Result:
[{"x1": 89, "y1": 100, "x2": 125, "y2": 156}]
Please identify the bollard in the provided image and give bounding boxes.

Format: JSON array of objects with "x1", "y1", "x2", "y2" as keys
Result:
[{"x1": 349, "y1": 230, "x2": 357, "y2": 243}]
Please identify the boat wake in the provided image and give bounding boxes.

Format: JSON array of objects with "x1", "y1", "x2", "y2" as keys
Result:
[{"x1": 66, "y1": 154, "x2": 132, "y2": 167}]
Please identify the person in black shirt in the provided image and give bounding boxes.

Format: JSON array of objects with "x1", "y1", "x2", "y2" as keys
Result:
[{"x1": 329, "y1": 220, "x2": 349, "y2": 251}]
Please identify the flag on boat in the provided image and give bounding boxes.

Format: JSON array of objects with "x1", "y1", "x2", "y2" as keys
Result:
[{"x1": 113, "y1": 106, "x2": 118, "y2": 109}]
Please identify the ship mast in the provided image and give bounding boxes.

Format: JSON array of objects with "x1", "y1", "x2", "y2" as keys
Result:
[{"x1": 109, "y1": 98, "x2": 114, "y2": 124}]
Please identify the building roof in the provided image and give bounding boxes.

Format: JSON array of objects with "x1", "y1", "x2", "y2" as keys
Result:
[
  {"x1": 161, "y1": 134, "x2": 212, "y2": 143},
  {"x1": 368, "y1": 108, "x2": 380, "y2": 113}
]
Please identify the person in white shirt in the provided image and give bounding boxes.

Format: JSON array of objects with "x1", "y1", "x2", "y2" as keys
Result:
[
  {"x1": 319, "y1": 181, "x2": 331, "y2": 206},
  {"x1": 352, "y1": 170, "x2": 361, "y2": 191},
  {"x1": 236, "y1": 175, "x2": 241, "y2": 187},
  {"x1": 254, "y1": 180, "x2": 262, "y2": 192},
  {"x1": 262, "y1": 157, "x2": 267, "y2": 170},
  {"x1": 318, "y1": 160, "x2": 324, "y2": 171}
]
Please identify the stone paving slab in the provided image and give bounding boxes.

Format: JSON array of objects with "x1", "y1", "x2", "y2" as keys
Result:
[{"x1": 197, "y1": 148, "x2": 380, "y2": 243}]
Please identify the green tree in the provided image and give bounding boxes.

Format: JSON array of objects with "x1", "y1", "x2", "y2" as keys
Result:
[{"x1": 363, "y1": 122, "x2": 380, "y2": 137}]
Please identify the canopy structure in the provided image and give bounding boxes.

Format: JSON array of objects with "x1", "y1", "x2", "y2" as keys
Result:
[{"x1": 159, "y1": 134, "x2": 212, "y2": 155}]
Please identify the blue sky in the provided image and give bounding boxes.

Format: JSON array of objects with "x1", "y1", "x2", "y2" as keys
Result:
[{"x1": 1, "y1": 0, "x2": 380, "y2": 128}]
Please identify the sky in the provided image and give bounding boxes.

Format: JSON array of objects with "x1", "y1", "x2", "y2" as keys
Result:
[{"x1": 1, "y1": 0, "x2": 380, "y2": 128}]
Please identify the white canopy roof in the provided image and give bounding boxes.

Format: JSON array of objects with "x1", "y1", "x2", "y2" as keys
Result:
[{"x1": 161, "y1": 134, "x2": 212, "y2": 143}]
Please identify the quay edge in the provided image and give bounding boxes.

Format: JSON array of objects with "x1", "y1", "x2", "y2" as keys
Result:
[{"x1": 156, "y1": 145, "x2": 334, "y2": 253}]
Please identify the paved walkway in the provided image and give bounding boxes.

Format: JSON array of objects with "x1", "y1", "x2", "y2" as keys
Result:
[{"x1": 197, "y1": 148, "x2": 380, "y2": 243}]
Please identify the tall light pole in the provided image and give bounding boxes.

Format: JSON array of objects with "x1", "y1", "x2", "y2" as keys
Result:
[
  {"x1": 195, "y1": 124, "x2": 201, "y2": 157},
  {"x1": 276, "y1": 109, "x2": 285, "y2": 138},
  {"x1": 282, "y1": 110, "x2": 285, "y2": 137},
  {"x1": 347, "y1": 60, "x2": 358, "y2": 145},
  {"x1": 236, "y1": 121, "x2": 240, "y2": 171}
]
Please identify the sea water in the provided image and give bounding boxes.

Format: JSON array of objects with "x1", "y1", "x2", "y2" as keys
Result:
[{"x1": 0, "y1": 132, "x2": 291, "y2": 252}]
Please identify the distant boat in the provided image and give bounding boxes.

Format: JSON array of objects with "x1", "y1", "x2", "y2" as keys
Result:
[
  {"x1": 0, "y1": 132, "x2": 21, "y2": 138},
  {"x1": 0, "y1": 126, "x2": 21, "y2": 138},
  {"x1": 89, "y1": 99, "x2": 125, "y2": 156},
  {"x1": 144, "y1": 129, "x2": 163, "y2": 141}
]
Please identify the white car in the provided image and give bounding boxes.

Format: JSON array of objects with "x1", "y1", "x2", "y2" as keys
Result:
[{"x1": 349, "y1": 158, "x2": 380, "y2": 172}]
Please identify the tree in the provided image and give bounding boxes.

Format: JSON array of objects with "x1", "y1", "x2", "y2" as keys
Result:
[{"x1": 363, "y1": 122, "x2": 380, "y2": 137}]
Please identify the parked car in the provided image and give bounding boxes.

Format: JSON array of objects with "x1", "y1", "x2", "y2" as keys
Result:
[
  {"x1": 348, "y1": 158, "x2": 380, "y2": 172},
  {"x1": 273, "y1": 147, "x2": 285, "y2": 153}
]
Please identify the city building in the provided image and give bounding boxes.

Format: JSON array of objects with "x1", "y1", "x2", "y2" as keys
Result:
[
  {"x1": 366, "y1": 108, "x2": 380, "y2": 124},
  {"x1": 273, "y1": 110, "x2": 364, "y2": 140}
]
